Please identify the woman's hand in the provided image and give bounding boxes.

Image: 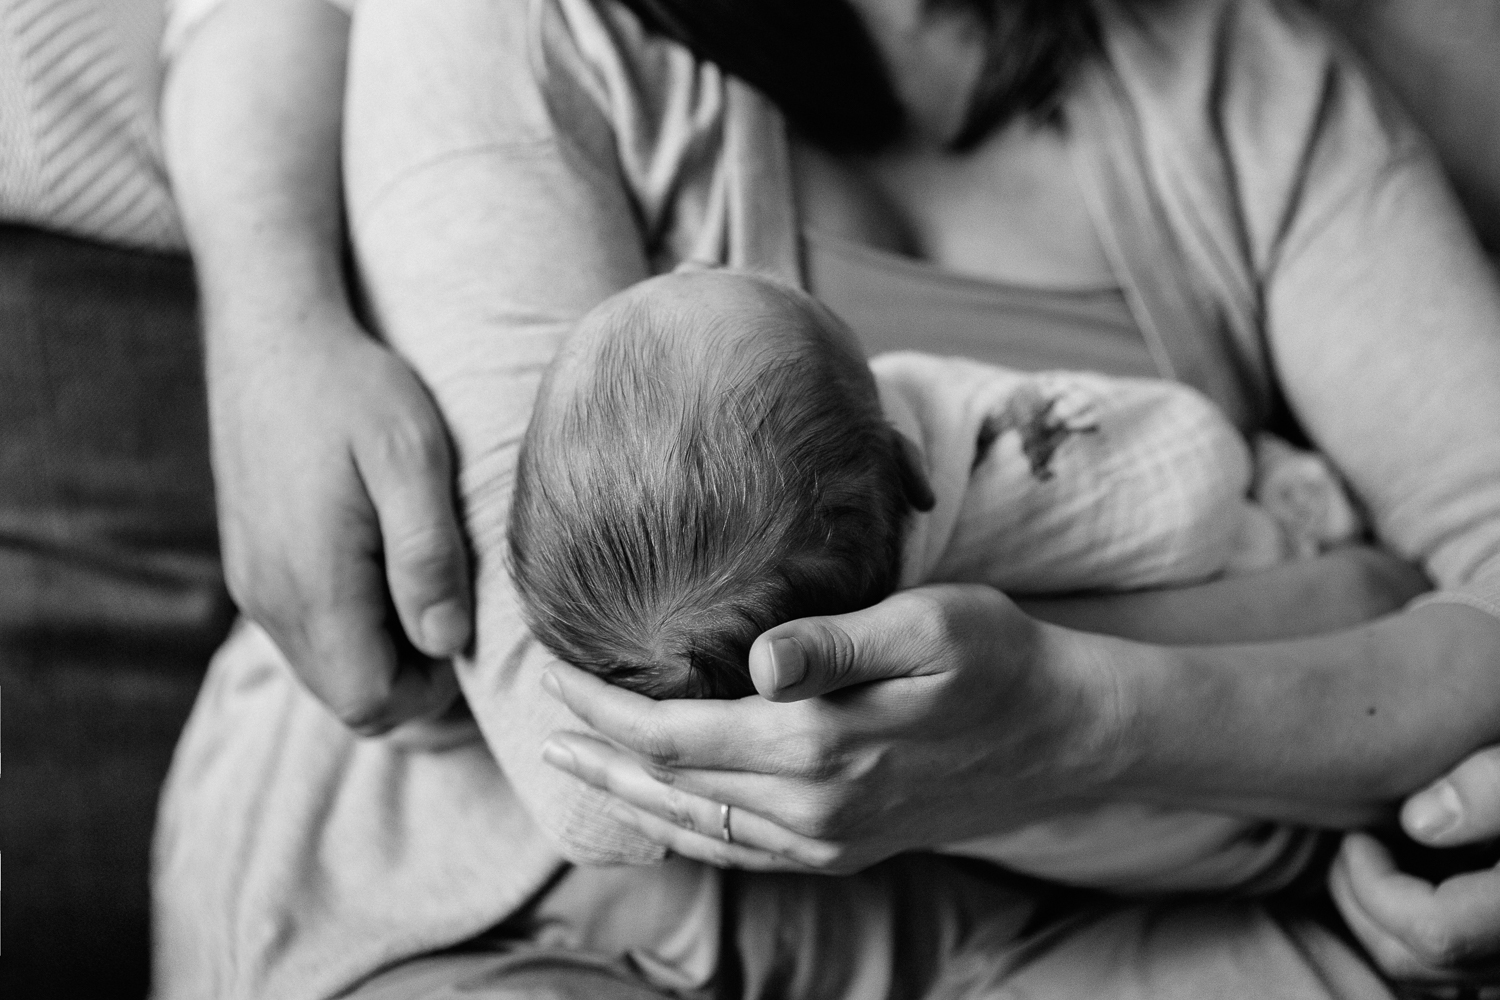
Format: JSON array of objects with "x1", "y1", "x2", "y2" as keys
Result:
[
  {"x1": 539, "y1": 584, "x2": 1124, "y2": 873},
  {"x1": 1331, "y1": 746, "x2": 1500, "y2": 989},
  {"x1": 538, "y1": 546, "x2": 1434, "y2": 871}
]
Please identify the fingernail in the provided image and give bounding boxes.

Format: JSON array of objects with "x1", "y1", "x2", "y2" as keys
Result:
[
  {"x1": 1407, "y1": 780, "x2": 1463, "y2": 841},
  {"x1": 769, "y1": 637, "x2": 806, "y2": 691},
  {"x1": 541, "y1": 670, "x2": 562, "y2": 700},
  {"x1": 541, "y1": 739, "x2": 578, "y2": 772},
  {"x1": 420, "y1": 600, "x2": 470, "y2": 654}
]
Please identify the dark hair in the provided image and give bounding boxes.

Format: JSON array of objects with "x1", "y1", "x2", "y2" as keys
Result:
[
  {"x1": 508, "y1": 276, "x2": 918, "y2": 699},
  {"x1": 612, "y1": 0, "x2": 1100, "y2": 152}
]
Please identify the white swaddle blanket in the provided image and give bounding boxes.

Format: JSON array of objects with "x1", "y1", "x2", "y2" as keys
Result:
[{"x1": 876, "y1": 351, "x2": 1362, "y2": 894}]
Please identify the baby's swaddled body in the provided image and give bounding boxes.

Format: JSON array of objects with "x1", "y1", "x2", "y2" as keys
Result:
[
  {"x1": 881, "y1": 353, "x2": 1339, "y2": 598},
  {"x1": 510, "y1": 269, "x2": 1360, "y2": 895}
]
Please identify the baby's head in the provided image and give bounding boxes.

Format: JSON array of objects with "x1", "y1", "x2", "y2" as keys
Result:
[{"x1": 508, "y1": 270, "x2": 932, "y2": 699}]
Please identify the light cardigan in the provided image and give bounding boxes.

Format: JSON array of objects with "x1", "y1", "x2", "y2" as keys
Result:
[{"x1": 152, "y1": 0, "x2": 1500, "y2": 996}]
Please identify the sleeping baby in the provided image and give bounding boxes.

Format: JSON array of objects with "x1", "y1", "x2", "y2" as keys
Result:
[{"x1": 508, "y1": 268, "x2": 1362, "y2": 894}]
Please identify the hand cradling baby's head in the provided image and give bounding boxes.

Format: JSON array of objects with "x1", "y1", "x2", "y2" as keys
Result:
[{"x1": 508, "y1": 269, "x2": 923, "y2": 698}]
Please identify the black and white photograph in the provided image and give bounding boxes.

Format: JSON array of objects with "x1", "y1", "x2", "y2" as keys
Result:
[{"x1": 3, "y1": 0, "x2": 1500, "y2": 997}]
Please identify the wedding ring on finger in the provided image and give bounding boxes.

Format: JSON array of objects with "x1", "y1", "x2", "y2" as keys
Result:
[{"x1": 720, "y1": 802, "x2": 733, "y2": 845}]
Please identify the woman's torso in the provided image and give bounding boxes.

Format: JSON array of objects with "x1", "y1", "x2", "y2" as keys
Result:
[
  {"x1": 803, "y1": 225, "x2": 1157, "y2": 376},
  {"x1": 790, "y1": 118, "x2": 1157, "y2": 375},
  {"x1": 790, "y1": 117, "x2": 1115, "y2": 286}
]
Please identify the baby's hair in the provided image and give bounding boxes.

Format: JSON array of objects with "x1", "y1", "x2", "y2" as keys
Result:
[{"x1": 508, "y1": 273, "x2": 917, "y2": 699}]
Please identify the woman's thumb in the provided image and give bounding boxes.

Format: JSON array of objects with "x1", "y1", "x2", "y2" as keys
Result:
[{"x1": 748, "y1": 597, "x2": 933, "y2": 702}]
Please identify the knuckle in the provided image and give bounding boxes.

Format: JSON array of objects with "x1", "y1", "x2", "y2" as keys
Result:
[
  {"x1": 803, "y1": 751, "x2": 840, "y2": 785},
  {"x1": 915, "y1": 589, "x2": 964, "y2": 647},
  {"x1": 830, "y1": 746, "x2": 884, "y2": 800},
  {"x1": 813, "y1": 622, "x2": 860, "y2": 688},
  {"x1": 385, "y1": 522, "x2": 463, "y2": 583},
  {"x1": 891, "y1": 588, "x2": 958, "y2": 656},
  {"x1": 661, "y1": 788, "x2": 698, "y2": 832},
  {"x1": 370, "y1": 417, "x2": 448, "y2": 475},
  {"x1": 635, "y1": 719, "x2": 683, "y2": 767},
  {"x1": 645, "y1": 762, "x2": 678, "y2": 786},
  {"x1": 331, "y1": 696, "x2": 394, "y2": 735},
  {"x1": 774, "y1": 803, "x2": 822, "y2": 839},
  {"x1": 784, "y1": 730, "x2": 831, "y2": 778},
  {"x1": 317, "y1": 669, "x2": 396, "y2": 733},
  {"x1": 785, "y1": 795, "x2": 846, "y2": 841}
]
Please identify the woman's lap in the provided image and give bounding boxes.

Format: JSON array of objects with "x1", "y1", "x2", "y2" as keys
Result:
[{"x1": 343, "y1": 854, "x2": 1393, "y2": 1000}]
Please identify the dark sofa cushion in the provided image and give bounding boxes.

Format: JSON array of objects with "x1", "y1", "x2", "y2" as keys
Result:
[
  {"x1": 0, "y1": 226, "x2": 227, "y2": 645},
  {"x1": 0, "y1": 226, "x2": 231, "y2": 999}
]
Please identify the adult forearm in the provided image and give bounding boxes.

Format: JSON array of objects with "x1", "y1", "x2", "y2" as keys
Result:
[
  {"x1": 1020, "y1": 545, "x2": 1429, "y2": 646},
  {"x1": 1100, "y1": 603, "x2": 1500, "y2": 828},
  {"x1": 162, "y1": 0, "x2": 352, "y2": 338},
  {"x1": 162, "y1": 0, "x2": 475, "y2": 733}
]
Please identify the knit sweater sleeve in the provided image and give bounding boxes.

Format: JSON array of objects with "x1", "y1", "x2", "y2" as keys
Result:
[
  {"x1": 344, "y1": 0, "x2": 738, "y2": 864},
  {"x1": 1236, "y1": 9, "x2": 1500, "y2": 621},
  {"x1": 162, "y1": 0, "x2": 356, "y2": 58},
  {"x1": 1114, "y1": 0, "x2": 1500, "y2": 620}
]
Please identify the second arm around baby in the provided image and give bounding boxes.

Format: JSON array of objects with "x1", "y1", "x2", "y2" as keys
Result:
[
  {"x1": 516, "y1": 272, "x2": 1500, "y2": 971},
  {"x1": 512, "y1": 267, "x2": 1405, "y2": 702}
]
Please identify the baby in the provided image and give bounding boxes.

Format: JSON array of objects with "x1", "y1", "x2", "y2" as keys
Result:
[{"x1": 509, "y1": 268, "x2": 1363, "y2": 701}]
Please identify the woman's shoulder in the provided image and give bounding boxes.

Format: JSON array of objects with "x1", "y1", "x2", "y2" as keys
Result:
[
  {"x1": 1094, "y1": 0, "x2": 1429, "y2": 270},
  {"x1": 1103, "y1": 0, "x2": 1352, "y2": 67},
  {"x1": 538, "y1": 0, "x2": 725, "y2": 122},
  {"x1": 1099, "y1": 0, "x2": 1423, "y2": 165}
]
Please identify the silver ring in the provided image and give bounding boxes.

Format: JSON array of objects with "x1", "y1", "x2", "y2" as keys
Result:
[{"x1": 720, "y1": 802, "x2": 733, "y2": 844}]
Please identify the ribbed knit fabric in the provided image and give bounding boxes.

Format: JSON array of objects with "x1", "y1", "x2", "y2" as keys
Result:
[{"x1": 0, "y1": 0, "x2": 182, "y2": 249}]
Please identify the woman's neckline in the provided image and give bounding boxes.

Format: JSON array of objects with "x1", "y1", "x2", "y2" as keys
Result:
[
  {"x1": 788, "y1": 122, "x2": 1120, "y2": 293},
  {"x1": 802, "y1": 224, "x2": 1123, "y2": 298}
]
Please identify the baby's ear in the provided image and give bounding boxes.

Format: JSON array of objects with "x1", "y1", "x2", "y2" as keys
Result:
[{"x1": 893, "y1": 430, "x2": 936, "y2": 512}]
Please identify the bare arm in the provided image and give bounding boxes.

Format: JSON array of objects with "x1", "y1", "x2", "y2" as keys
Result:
[
  {"x1": 1098, "y1": 604, "x2": 1500, "y2": 827},
  {"x1": 1020, "y1": 546, "x2": 1430, "y2": 645},
  {"x1": 164, "y1": 0, "x2": 469, "y2": 733},
  {"x1": 164, "y1": 0, "x2": 347, "y2": 333}
]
